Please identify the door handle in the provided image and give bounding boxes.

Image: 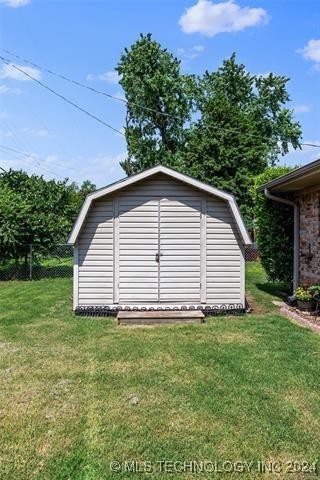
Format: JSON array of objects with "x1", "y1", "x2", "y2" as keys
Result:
[{"x1": 155, "y1": 252, "x2": 163, "y2": 263}]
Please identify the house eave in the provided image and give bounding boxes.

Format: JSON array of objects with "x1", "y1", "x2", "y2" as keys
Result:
[{"x1": 257, "y1": 158, "x2": 320, "y2": 194}]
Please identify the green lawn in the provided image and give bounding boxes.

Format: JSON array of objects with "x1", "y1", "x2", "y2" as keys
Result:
[{"x1": 0, "y1": 264, "x2": 319, "y2": 479}]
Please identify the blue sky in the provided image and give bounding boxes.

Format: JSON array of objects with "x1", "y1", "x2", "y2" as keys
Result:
[{"x1": 0, "y1": 0, "x2": 319, "y2": 187}]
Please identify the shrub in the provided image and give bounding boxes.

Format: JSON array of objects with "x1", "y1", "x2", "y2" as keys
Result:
[
  {"x1": 307, "y1": 285, "x2": 320, "y2": 300},
  {"x1": 253, "y1": 166, "x2": 295, "y2": 284},
  {"x1": 295, "y1": 287, "x2": 313, "y2": 302}
]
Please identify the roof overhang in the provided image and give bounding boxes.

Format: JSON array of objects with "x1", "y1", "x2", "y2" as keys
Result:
[
  {"x1": 257, "y1": 158, "x2": 320, "y2": 193},
  {"x1": 68, "y1": 165, "x2": 251, "y2": 245}
]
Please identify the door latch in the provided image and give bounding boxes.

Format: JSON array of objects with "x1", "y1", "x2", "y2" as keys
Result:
[{"x1": 155, "y1": 252, "x2": 163, "y2": 263}]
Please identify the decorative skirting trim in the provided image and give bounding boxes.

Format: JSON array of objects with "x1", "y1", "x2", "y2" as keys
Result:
[{"x1": 75, "y1": 304, "x2": 245, "y2": 317}]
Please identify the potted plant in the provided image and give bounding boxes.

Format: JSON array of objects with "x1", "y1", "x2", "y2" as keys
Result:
[
  {"x1": 295, "y1": 286, "x2": 314, "y2": 311},
  {"x1": 308, "y1": 285, "x2": 320, "y2": 300}
]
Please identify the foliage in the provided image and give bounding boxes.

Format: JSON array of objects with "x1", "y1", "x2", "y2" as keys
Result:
[
  {"x1": 295, "y1": 284, "x2": 320, "y2": 301},
  {"x1": 116, "y1": 33, "x2": 195, "y2": 174},
  {"x1": 295, "y1": 286, "x2": 313, "y2": 302},
  {"x1": 181, "y1": 55, "x2": 302, "y2": 223},
  {"x1": 0, "y1": 170, "x2": 95, "y2": 263},
  {"x1": 308, "y1": 285, "x2": 320, "y2": 300},
  {"x1": 253, "y1": 166, "x2": 294, "y2": 283},
  {"x1": 117, "y1": 36, "x2": 302, "y2": 224},
  {"x1": 70, "y1": 179, "x2": 96, "y2": 211}
]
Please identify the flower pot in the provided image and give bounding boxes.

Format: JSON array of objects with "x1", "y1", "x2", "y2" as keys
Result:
[{"x1": 297, "y1": 299, "x2": 314, "y2": 311}]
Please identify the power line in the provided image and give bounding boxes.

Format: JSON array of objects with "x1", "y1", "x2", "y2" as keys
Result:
[
  {"x1": 300, "y1": 143, "x2": 320, "y2": 148},
  {"x1": 0, "y1": 55, "x2": 125, "y2": 137},
  {"x1": 0, "y1": 120, "x2": 78, "y2": 176},
  {"x1": 1, "y1": 49, "x2": 319, "y2": 149},
  {"x1": 0, "y1": 144, "x2": 68, "y2": 179},
  {"x1": 0, "y1": 47, "x2": 181, "y2": 120}
]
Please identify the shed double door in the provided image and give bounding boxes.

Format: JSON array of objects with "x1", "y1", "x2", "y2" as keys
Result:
[{"x1": 116, "y1": 197, "x2": 203, "y2": 304}]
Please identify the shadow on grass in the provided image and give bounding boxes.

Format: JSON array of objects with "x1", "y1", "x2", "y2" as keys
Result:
[{"x1": 256, "y1": 282, "x2": 291, "y2": 299}]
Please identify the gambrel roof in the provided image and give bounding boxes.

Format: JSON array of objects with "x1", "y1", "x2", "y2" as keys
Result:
[{"x1": 68, "y1": 165, "x2": 251, "y2": 245}]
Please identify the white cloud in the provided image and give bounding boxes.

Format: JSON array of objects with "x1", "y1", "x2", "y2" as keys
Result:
[
  {"x1": 0, "y1": 0, "x2": 30, "y2": 7},
  {"x1": 293, "y1": 104, "x2": 311, "y2": 114},
  {"x1": 80, "y1": 152, "x2": 126, "y2": 186},
  {"x1": 177, "y1": 45, "x2": 205, "y2": 60},
  {"x1": 0, "y1": 84, "x2": 22, "y2": 94},
  {"x1": 0, "y1": 63, "x2": 41, "y2": 81},
  {"x1": 179, "y1": 0, "x2": 269, "y2": 37},
  {"x1": 297, "y1": 39, "x2": 320, "y2": 70},
  {"x1": 35, "y1": 129, "x2": 54, "y2": 137},
  {"x1": 86, "y1": 70, "x2": 120, "y2": 84},
  {"x1": 19, "y1": 127, "x2": 55, "y2": 138},
  {"x1": 0, "y1": 110, "x2": 8, "y2": 119},
  {"x1": 1, "y1": 148, "x2": 127, "y2": 185}
]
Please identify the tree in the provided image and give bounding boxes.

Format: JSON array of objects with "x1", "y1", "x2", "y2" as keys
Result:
[
  {"x1": 70, "y1": 179, "x2": 97, "y2": 211},
  {"x1": 181, "y1": 54, "x2": 302, "y2": 223},
  {"x1": 0, "y1": 170, "x2": 79, "y2": 262},
  {"x1": 117, "y1": 36, "x2": 302, "y2": 223},
  {"x1": 116, "y1": 33, "x2": 195, "y2": 174},
  {"x1": 253, "y1": 166, "x2": 294, "y2": 283}
]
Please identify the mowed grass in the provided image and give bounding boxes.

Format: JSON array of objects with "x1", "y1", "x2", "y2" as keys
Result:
[{"x1": 0, "y1": 264, "x2": 319, "y2": 479}]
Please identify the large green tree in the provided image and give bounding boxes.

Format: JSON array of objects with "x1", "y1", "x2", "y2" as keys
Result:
[
  {"x1": 182, "y1": 55, "x2": 301, "y2": 221},
  {"x1": 117, "y1": 36, "x2": 302, "y2": 222},
  {"x1": 116, "y1": 33, "x2": 195, "y2": 174}
]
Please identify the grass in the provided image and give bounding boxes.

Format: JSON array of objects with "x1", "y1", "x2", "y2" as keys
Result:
[{"x1": 0, "y1": 263, "x2": 319, "y2": 479}]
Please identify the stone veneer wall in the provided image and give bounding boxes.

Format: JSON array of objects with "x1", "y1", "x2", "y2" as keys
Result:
[{"x1": 298, "y1": 189, "x2": 320, "y2": 285}]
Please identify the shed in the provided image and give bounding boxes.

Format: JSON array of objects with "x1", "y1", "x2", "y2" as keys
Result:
[{"x1": 68, "y1": 165, "x2": 251, "y2": 314}]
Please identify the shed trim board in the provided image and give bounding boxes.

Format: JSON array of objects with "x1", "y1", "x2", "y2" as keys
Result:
[
  {"x1": 70, "y1": 167, "x2": 250, "y2": 311},
  {"x1": 200, "y1": 198, "x2": 207, "y2": 303},
  {"x1": 113, "y1": 198, "x2": 119, "y2": 304},
  {"x1": 68, "y1": 165, "x2": 251, "y2": 245},
  {"x1": 73, "y1": 245, "x2": 79, "y2": 310}
]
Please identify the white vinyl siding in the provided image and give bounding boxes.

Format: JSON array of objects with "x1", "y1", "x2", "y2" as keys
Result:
[
  {"x1": 159, "y1": 198, "x2": 201, "y2": 303},
  {"x1": 118, "y1": 198, "x2": 159, "y2": 303},
  {"x1": 77, "y1": 199, "x2": 114, "y2": 305},
  {"x1": 206, "y1": 197, "x2": 243, "y2": 305},
  {"x1": 74, "y1": 173, "x2": 245, "y2": 308}
]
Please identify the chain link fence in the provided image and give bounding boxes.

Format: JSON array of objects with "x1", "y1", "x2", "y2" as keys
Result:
[
  {"x1": 0, "y1": 244, "x2": 73, "y2": 281},
  {"x1": 0, "y1": 242, "x2": 259, "y2": 281},
  {"x1": 244, "y1": 243, "x2": 259, "y2": 262}
]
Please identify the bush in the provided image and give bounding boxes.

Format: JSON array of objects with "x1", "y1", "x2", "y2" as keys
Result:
[
  {"x1": 253, "y1": 166, "x2": 295, "y2": 284},
  {"x1": 0, "y1": 170, "x2": 96, "y2": 264}
]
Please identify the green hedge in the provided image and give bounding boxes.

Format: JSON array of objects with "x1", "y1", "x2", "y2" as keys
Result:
[{"x1": 253, "y1": 167, "x2": 294, "y2": 284}]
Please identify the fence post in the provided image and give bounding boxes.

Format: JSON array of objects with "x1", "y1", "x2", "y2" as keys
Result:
[{"x1": 29, "y1": 244, "x2": 33, "y2": 281}]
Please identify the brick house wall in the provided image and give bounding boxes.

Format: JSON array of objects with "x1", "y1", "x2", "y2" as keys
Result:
[{"x1": 298, "y1": 189, "x2": 320, "y2": 285}]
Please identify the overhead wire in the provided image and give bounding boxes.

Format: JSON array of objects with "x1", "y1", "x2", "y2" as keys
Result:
[
  {"x1": 0, "y1": 47, "x2": 319, "y2": 172},
  {"x1": 0, "y1": 144, "x2": 68, "y2": 179},
  {"x1": 1, "y1": 48, "x2": 320, "y2": 150},
  {"x1": 0, "y1": 55, "x2": 125, "y2": 137}
]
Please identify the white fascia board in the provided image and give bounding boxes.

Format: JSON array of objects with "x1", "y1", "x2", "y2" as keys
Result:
[{"x1": 68, "y1": 165, "x2": 251, "y2": 245}]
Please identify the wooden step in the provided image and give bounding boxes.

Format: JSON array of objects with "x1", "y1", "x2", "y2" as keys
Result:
[{"x1": 117, "y1": 310, "x2": 205, "y2": 325}]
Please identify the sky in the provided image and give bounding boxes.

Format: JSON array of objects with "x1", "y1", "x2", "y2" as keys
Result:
[{"x1": 0, "y1": 0, "x2": 319, "y2": 187}]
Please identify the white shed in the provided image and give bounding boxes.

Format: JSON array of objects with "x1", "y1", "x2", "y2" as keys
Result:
[{"x1": 68, "y1": 165, "x2": 251, "y2": 314}]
